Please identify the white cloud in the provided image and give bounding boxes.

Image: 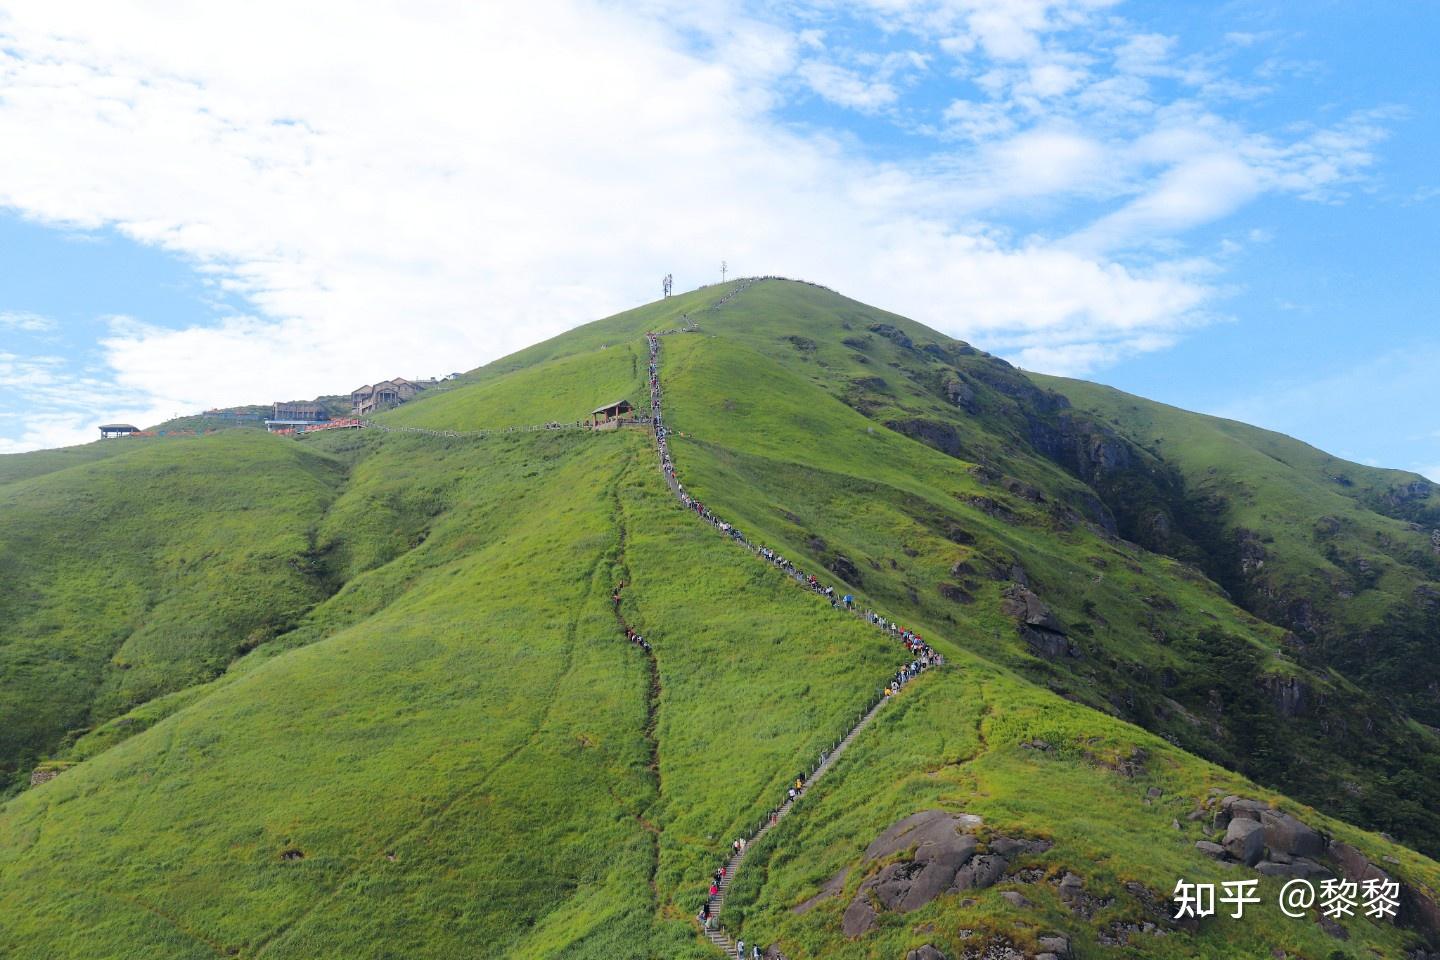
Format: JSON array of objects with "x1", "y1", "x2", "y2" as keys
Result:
[
  {"x1": 798, "y1": 61, "x2": 899, "y2": 112},
  {"x1": 0, "y1": 0, "x2": 1403, "y2": 450},
  {"x1": 0, "y1": 311, "x2": 56, "y2": 332},
  {"x1": 1419, "y1": 465, "x2": 1440, "y2": 484}
]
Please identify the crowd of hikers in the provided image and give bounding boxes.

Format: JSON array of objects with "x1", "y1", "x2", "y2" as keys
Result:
[{"x1": 643, "y1": 326, "x2": 947, "y2": 957}]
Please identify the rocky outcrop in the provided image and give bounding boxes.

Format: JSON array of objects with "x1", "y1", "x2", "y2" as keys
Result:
[
  {"x1": 1198, "y1": 794, "x2": 1440, "y2": 946},
  {"x1": 905, "y1": 946, "x2": 949, "y2": 960},
  {"x1": 1224, "y1": 818, "x2": 1265, "y2": 866},
  {"x1": 1260, "y1": 675, "x2": 1309, "y2": 717},
  {"x1": 868, "y1": 323, "x2": 913, "y2": 350},
  {"x1": 29, "y1": 767, "x2": 59, "y2": 786},
  {"x1": 834, "y1": 810, "x2": 1050, "y2": 938},
  {"x1": 941, "y1": 375, "x2": 977, "y2": 413},
  {"x1": 1236, "y1": 529, "x2": 1267, "y2": 574},
  {"x1": 885, "y1": 418, "x2": 967, "y2": 460},
  {"x1": 1001, "y1": 586, "x2": 1076, "y2": 660}
]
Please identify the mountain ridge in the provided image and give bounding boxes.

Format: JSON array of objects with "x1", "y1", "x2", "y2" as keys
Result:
[{"x1": 2, "y1": 277, "x2": 1439, "y2": 959}]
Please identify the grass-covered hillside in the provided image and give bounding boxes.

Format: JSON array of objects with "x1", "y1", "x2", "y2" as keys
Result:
[
  {"x1": 2, "y1": 278, "x2": 1439, "y2": 959},
  {"x1": 1028, "y1": 373, "x2": 1440, "y2": 727},
  {"x1": 0, "y1": 432, "x2": 344, "y2": 788}
]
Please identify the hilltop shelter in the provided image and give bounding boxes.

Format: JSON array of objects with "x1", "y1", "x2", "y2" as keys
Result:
[
  {"x1": 591, "y1": 399, "x2": 635, "y2": 426},
  {"x1": 98, "y1": 423, "x2": 139, "y2": 439},
  {"x1": 272, "y1": 402, "x2": 328, "y2": 422},
  {"x1": 351, "y1": 378, "x2": 430, "y2": 416}
]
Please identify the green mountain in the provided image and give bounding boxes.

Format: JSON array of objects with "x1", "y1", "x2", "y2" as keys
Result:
[{"x1": 2, "y1": 278, "x2": 1438, "y2": 960}]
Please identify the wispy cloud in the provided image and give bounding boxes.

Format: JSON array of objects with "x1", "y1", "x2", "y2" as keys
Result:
[
  {"x1": 0, "y1": 311, "x2": 56, "y2": 332},
  {"x1": 0, "y1": 0, "x2": 1408, "y2": 452}
]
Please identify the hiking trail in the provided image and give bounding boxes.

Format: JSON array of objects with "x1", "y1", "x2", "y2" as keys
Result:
[{"x1": 646, "y1": 283, "x2": 944, "y2": 956}]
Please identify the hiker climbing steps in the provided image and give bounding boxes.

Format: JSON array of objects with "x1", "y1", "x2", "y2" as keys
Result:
[{"x1": 645, "y1": 314, "x2": 946, "y2": 956}]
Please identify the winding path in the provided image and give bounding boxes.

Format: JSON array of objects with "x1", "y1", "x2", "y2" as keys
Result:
[{"x1": 645, "y1": 284, "x2": 942, "y2": 956}]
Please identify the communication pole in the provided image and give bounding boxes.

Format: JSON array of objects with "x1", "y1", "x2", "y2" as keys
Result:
[
  {"x1": 721, "y1": 260, "x2": 728, "y2": 283},
  {"x1": 662, "y1": 273, "x2": 672, "y2": 298}
]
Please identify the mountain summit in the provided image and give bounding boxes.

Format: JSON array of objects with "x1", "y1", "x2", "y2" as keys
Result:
[{"x1": 2, "y1": 278, "x2": 1438, "y2": 959}]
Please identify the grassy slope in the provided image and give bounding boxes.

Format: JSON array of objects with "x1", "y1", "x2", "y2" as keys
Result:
[
  {"x1": 649, "y1": 305, "x2": 1440, "y2": 855},
  {"x1": 0, "y1": 431, "x2": 663, "y2": 959},
  {"x1": 3, "y1": 279, "x2": 1440, "y2": 959},
  {"x1": 0, "y1": 439, "x2": 134, "y2": 487},
  {"x1": 1033, "y1": 373, "x2": 1440, "y2": 722},
  {"x1": 0, "y1": 421, "x2": 899, "y2": 959},
  {"x1": 382, "y1": 339, "x2": 648, "y2": 431},
  {"x1": 727, "y1": 659, "x2": 1440, "y2": 959},
  {"x1": 0, "y1": 432, "x2": 344, "y2": 787}
]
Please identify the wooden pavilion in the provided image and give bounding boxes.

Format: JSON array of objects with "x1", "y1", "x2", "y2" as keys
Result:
[
  {"x1": 98, "y1": 423, "x2": 139, "y2": 439},
  {"x1": 590, "y1": 399, "x2": 635, "y2": 429}
]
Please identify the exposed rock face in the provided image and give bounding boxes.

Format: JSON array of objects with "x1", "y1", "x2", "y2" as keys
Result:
[
  {"x1": 868, "y1": 323, "x2": 914, "y2": 350},
  {"x1": 29, "y1": 768, "x2": 59, "y2": 786},
  {"x1": 941, "y1": 375, "x2": 977, "y2": 413},
  {"x1": 827, "y1": 554, "x2": 863, "y2": 585},
  {"x1": 905, "y1": 946, "x2": 948, "y2": 960},
  {"x1": 1260, "y1": 676, "x2": 1308, "y2": 717},
  {"x1": 1237, "y1": 529, "x2": 1268, "y2": 574},
  {"x1": 885, "y1": 418, "x2": 967, "y2": 459},
  {"x1": 1260, "y1": 810, "x2": 1326, "y2": 859},
  {"x1": 1001, "y1": 585, "x2": 1076, "y2": 660},
  {"x1": 1198, "y1": 795, "x2": 1440, "y2": 947},
  {"x1": 1001, "y1": 586, "x2": 1064, "y2": 633},
  {"x1": 938, "y1": 582, "x2": 975, "y2": 604},
  {"x1": 834, "y1": 810, "x2": 1050, "y2": 938},
  {"x1": 1224, "y1": 818, "x2": 1265, "y2": 866}
]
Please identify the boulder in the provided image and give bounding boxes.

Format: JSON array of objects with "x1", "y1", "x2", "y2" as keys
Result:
[
  {"x1": 842, "y1": 891, "x2": 878, "y2": 937},
  {"x1": 842, "y1": 810, "x2": 1050, "y2": 934},
  {"x1": 1020, "y1": 624, "x2": 1074, "y2": 660},
  {"x1": 1194, "y1": 841, "x2": 1228, "y2": 860},
  {"x1": 905, "y1": 946, "x2": 949, "y2": 960},
  {"x1": 1221, "y1": 796, "x2": 1270, "y2": 822},
  {"x1": 1036, "y1": 934, "x2": 1070, "y2": 957},
  {"x1": 1329, "y1": 841, "x2": 1391, "y2": 884},
  {"x1": 1224, "y1": 818, "x2": 1265, "y2": 866},
  {"x1": 1000, "y1": 891, "x2": 1032, "y2": 908},
  {"x1": 1001, "y1": 586, "x2": 1065, "y2": 633},
  {"x1": 1255, "y1": 861, "x2": 1305, "y2": 879},
  {"x1": 1057, "y1": 873, "x2": 1084, "y2": 903},
  {"x1": 953, "y1": 854, "x2": 1008, "y2": 892},
  {"x1": 1260, "y1": 810, "x2": 1326, "y2": 859}
]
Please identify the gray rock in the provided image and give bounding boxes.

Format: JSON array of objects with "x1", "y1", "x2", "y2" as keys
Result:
[
  {"x1": 1255, "y1": 860, "x2": 1304, "y2": 878},
  {"x1": 1001, "y1": 586, "x2": 1066, "y2": 633},
  {"x1": 1000, "y1": 890, "x2": 1032, "y2": 908},
  {"x1": 1019, "y1": 623, "x2": 1076, "y2": 660},
  {"x1": 1289, "y1": 857, "x2": 1330, "y2": 880},
  {"x1": 953, "y1": 854, "x2": 1008, "y2": 892},
  {"x1": 871, "y1": 833, "x2": 982, "y2": 912},
  {"x1": 842, "y1": 889, "x2": 877, "y2": 937},
  {"x1": 1194, "y1": 840, "x2": 1228, "y2": 860},
  {"x1": 1261, "y1": 810, "x2": 1326, "y2": 859},
  {"x1": 1221, "y1": 796, "x2": 1270, "y2": 822},
  {"x1": 1224, "y1": 818, "x2": 1265, "y2": 866},
  {"x1": 864, "y1": 810, "x2": 982, "y2": 860},
  {"x1": 1329, "y1": 840, "x2": 1391, "y2": 884},
  {"x1": 905, "y1": 946, "x2": 948, "y2": 960},
  {"x1": 1036, "y1": 934, "x2": 1070, "y2": 957},
  {"x1": 1057, "y1": 872, "x2": 1084, "y2": 902}
]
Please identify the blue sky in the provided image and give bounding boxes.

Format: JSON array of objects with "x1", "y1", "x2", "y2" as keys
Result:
[{"x1": 0, "y1": 1, "x2": 1435, "y2": 478}]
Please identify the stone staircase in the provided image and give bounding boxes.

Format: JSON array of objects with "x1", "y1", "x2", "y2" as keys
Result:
[{"x1": 698, "y1": 695, "x2": 889, "y2": 958}]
